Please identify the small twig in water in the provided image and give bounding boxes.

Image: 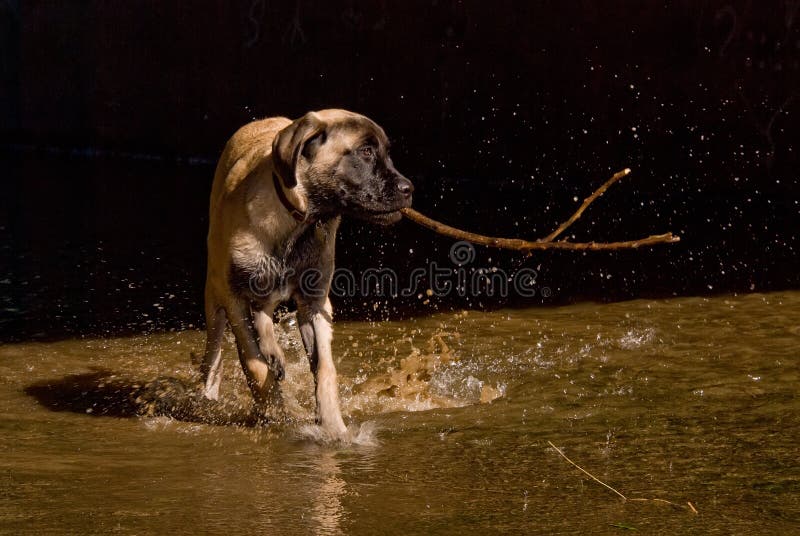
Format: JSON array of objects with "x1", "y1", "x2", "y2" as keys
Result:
[
  {"x1": 628, "y1": 498, "x2": 684, "y2": 509},
  {"x1": 401, "y1": 168, "x2": 680, "y2": 251},
  {"x1": 547, "y1": 440, "x2": 628, "y2": 500},
  {"x1": 547, "y1": 440, "x2": 698, "y2": 514}
]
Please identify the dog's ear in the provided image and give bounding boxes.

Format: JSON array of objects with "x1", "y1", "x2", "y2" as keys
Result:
[{"x1": 272, "y1": 112, "x2": 327, "y2": 188}]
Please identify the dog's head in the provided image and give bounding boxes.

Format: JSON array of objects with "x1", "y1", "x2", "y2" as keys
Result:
[{"x1": 272, "y1": 109, "x2": 413, "y2": 224}]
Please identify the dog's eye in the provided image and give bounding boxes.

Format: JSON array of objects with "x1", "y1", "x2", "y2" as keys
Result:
[{"x1": 359, "y1": 146, "x2": 374, "y2": 158}]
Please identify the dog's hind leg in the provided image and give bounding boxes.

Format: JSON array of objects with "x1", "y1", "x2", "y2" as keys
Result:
[
  {"x1": 201, "y1": 304, "x2": 227, "y2": 400},
  {"x1": 297, "y1": 297, "x2": 348, "y2": 437}
]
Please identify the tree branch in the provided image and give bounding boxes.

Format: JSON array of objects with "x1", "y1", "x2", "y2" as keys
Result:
[
  {"x1": 541, "y1": 168, "x2": 630, "y2": 242},
  {"x1": 401, "y1": 168, "x2": 680, "y2": 251}
]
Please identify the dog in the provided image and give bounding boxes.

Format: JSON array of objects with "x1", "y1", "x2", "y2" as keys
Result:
[{"x1": 200, "y1": 109, "x2": 413, "y2": 437}]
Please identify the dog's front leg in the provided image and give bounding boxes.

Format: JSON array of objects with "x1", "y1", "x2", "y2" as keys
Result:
[
  {"x1": 297, "y1": 297, "x2": 348, "y2": 437},
  {"x1": 226, "y1": 298, "x2": 281, "y2": 407},
  {"x1": 253, "y1": 309, "x2": 286, "y2": 381}
]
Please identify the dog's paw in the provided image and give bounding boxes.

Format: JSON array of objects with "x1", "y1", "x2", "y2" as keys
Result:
[{"x1": 266, "y1": 353, "x2": 286, "y2": 381}]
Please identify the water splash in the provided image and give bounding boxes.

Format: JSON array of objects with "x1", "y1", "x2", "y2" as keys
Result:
[
  {"x1": 344, "y1": 330, "x2": 504, "y2": 415},
  {"x1": 295, "y1": 421, "x2": 379, "y2": 446},
  {"x1": 616, "y1": 327, "x2": 657, "y2": 349}
]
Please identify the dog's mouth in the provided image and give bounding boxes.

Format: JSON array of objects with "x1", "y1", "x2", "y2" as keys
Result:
[
  {"x1": 347, "y1": 195, "x2": 412, "y2": 226},
  {"x1": 357, "y1": 208, "x2": 403, "y2": 225}
]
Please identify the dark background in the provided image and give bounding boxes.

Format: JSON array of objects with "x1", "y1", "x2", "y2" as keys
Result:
[{"x1": 1, "y1": 1, "x2": 798, "y2": 341}]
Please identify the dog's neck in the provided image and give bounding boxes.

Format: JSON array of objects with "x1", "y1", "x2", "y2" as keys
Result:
[
  {"x1": 272, "y1": 172, "x2": 324, "y2": 262},
  {"x1": 272, "y1": 172, "x2": 309, "y2": 223}
]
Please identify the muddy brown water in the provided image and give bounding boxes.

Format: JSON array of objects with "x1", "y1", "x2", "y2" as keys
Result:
[{"x1": 1, "y1": 291, "x2": 798, "y2": 534}]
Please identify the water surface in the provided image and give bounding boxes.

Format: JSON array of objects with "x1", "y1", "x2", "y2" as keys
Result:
[{"x1": 1, "y1": 292, "x2": 799, "y2": 534}]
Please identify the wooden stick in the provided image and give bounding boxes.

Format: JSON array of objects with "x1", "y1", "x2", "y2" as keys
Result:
[
  {"x1": 541, "y1": 168, "x2": 631, "y2": 242},
  {"x1": 401, "y1": 168, "x2": 680, "y2": 251},
  {"x1": 401, "y1": 208, "x2": 679, "y2": 251}
]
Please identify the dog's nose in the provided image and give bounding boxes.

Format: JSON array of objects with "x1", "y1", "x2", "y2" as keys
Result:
[{"x1": 397, "y1": 177, "x2": 414, "y2": 197}]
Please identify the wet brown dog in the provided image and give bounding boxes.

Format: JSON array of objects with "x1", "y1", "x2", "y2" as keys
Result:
[{"x1": 201, "y1": 109, "x2": 413, "y2": 438}]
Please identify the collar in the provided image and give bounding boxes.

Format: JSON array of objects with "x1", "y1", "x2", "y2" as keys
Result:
[{"x1": 272, "y1": 172, "x2": 307, "y2": 222}]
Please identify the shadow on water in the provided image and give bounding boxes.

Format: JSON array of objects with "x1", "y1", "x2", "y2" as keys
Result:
[{"x1": 23, "y1": 368, "x2": 264, "y2": 427}]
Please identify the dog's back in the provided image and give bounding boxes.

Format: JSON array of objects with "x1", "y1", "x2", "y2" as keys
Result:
[{"x1": 210, "y1": 117, "x2": 291, "y2": 207}]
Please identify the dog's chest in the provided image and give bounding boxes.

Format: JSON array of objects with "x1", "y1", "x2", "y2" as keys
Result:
[{"x1": 228, "y1": 220, "x2": 337, "y2": 302}]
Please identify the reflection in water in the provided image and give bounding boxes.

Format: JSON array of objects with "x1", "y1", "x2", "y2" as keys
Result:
[{"x1": 309, "y1": 449, "x2": 347, "y2": 536}]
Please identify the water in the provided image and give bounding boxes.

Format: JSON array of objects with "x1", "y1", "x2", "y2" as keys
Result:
[{"x1": 1, "y1": 292, "x2": 798, "y2": 534}]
